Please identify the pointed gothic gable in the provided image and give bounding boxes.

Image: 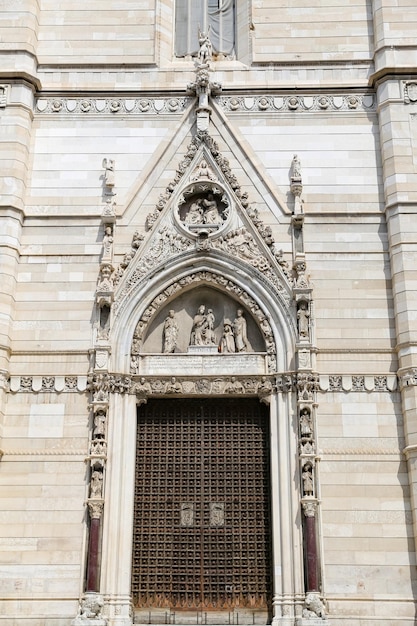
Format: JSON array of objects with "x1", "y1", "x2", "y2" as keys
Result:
[{"x1": 113, "y1": 129, "x2": 293, "y2": 321}]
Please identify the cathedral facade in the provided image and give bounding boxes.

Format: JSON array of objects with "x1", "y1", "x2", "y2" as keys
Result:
[{"x1": 1, "y1": 2, "x2": 417, "y2": 625}]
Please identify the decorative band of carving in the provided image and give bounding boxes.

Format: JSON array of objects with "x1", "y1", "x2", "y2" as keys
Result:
[
  {"x1": 8, "y1": 375, "x2": 84, "y2": 393},
  {"x1": 319, "y1": 374, "x2": 397, "y2": 392},
  {"x1": 6, "y1": 373, "x2": 398, "y2": 394},
  {"x1": 36, "y1": 97, "x2": 189, "y2": 115},
  {"x1": 132, "y1": 375, "x2": 276, "y2": 398},
  {"x1": 217, "y1": 94, "x2": 375, "y2": 113}
]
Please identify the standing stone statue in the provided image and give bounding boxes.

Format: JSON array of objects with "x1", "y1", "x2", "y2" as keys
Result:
[
  {"x1": 291, "y1": 153, "x2": 302, "y2": 179},
  {"x1": 206, "y1": 308, "x2": 216, "y2": 345},
  {"x1": 190, "y1": 305, "x2": 208, "y2": 346},
  {"x1": 102, "y1": 158, "x2": 115, "y2": 187},
  {"x1": 202, "y1": 194, "x2": 222, "y2": 224},
  {"x1": 163, "y1": 310, "x2": 179, "y2": 353},
  {"x1": 198, "y1": 27, "x2": 212, "y2": 64},
  {"x1": 297, "y1": 301, "x2": 310, "y2": 339},
  {"x1": 219, "y1": 319, "x2": 235, "y2": 353},
  {"x1": 233, "y1": 309, "x2": 249, "y2": 352}
]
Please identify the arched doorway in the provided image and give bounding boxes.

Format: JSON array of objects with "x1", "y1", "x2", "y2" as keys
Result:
[{"x1": 132, "y1": 397, "x2": 272, "y2": 624}]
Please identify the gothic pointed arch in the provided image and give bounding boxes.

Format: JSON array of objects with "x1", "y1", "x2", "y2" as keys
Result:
[{"x1": 108, "y1": 130, "x2": 297, "y2": 375}]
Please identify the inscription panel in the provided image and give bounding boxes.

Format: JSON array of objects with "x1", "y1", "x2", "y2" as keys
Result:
[{"x1": 139, "y1": 354, "x2": 267, "y2": 376}]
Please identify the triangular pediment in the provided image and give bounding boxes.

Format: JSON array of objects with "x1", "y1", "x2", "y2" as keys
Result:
[{"x1": 113, "y1": 128, "x2": 293, "y2": 317}]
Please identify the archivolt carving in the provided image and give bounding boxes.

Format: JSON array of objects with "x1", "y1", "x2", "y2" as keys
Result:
[{"x1": 129, "y1": 270, "x2": 277, "y2": 372}]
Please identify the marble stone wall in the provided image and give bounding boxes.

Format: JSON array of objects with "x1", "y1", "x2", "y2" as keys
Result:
[{"x1": 0, "y1": 1, "x2": 417, "y2": 625}]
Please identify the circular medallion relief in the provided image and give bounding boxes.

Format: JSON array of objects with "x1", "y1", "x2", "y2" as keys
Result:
[{"x1": 175, "y1": 182, "x2": 231, "y2": 238}]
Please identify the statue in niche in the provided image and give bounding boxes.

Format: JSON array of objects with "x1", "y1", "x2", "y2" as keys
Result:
[
  {"x1": 297, "y1": 301, "x2": 310, "y2": 339},
  {"x1": 90, "y1": 470, "x2": 103, "y2": 498},
  {"x1": 302, "y1": 464, "x2": 314, "y2": 496},
  {"x1": 97, "y1": 304, "x2": 110, "y2": 341},
  {"x1": 233, "y1": 309, "x2": 250, "y2": 352},
  {"x1": 93, "y1": 410, "x2": 106, "y2": 439},
  {"x1": 219, "y1": 319, "x2": 235, "y2": 353},
  {"x1": 102, "y1": 225, "x2": 113, "y2": 258},
  {"x1": 190, "y1": 304, "x2": 208, "y2": 345},
  {"x1": 163, "y1": 310, "x2": 179, "y2": 353},
  {"x1": 300, "y1": 407, "x2": 312, "y2": 437}
]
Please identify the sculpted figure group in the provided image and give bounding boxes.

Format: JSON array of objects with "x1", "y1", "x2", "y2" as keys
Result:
[
  {"x1": 185, "y1": 194, "x2": 223, "y2": 226},
  {"x1": 162, "y1": 305, "x2": 252, "y2": 353}
]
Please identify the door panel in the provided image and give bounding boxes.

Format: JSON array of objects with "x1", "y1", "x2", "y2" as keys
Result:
[{"x1": 131, "y1": 398, "x2": 272, "y2": 613}]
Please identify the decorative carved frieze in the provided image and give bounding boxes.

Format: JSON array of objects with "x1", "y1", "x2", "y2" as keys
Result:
[
  {"x1": 131, "y1": 375, "x2": 277, "y2": 398},
  {"x1": 218, "y1": 93, "x2": 375, "y2": 113},
  {"x1": 7, "y1": 373, "x2": 397, "y2": 393},
  {"x1": 36, "y1": 97, "x2": 189, "y2": 115}
]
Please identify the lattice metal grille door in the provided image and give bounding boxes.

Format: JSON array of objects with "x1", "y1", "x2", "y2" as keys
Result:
[{"x1": 132, "y1": 398, "x2": 272, "y2": 612}]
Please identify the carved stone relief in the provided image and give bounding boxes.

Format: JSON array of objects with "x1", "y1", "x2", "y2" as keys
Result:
[
  {"x1": 134, "y1": 286, "x2": 266, "y2": 357},
  {"x1": 176, "y1": 183, "x2": 230, "y2": 237}
]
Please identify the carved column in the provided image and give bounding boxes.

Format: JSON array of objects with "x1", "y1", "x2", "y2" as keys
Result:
[
  {"x1": 302, "y1": 502, "x2": 318, "y2": 592},
  {"x1": 86, "y1": 501, "x2": 104, "y2": 592}
]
